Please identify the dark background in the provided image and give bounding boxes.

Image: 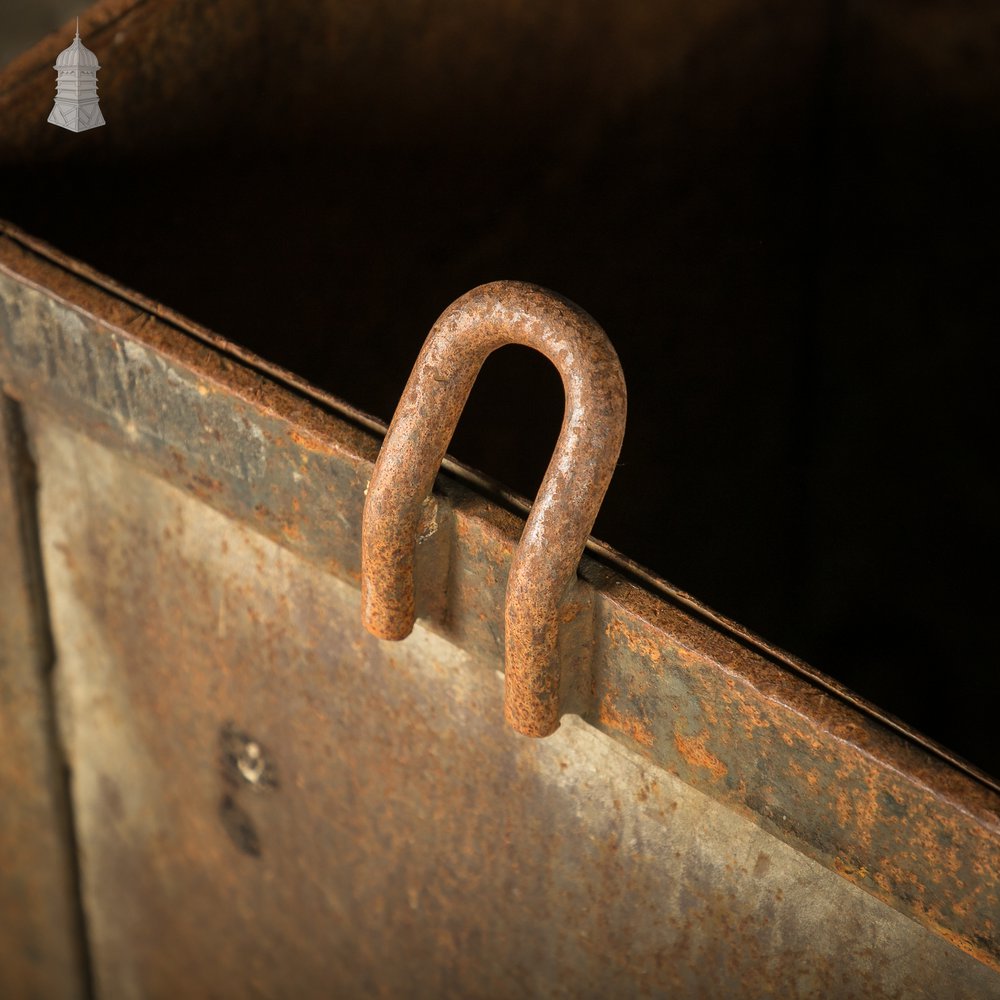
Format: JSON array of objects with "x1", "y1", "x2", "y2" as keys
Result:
[{"x1": 1, "y1": 0, "x2": 997, "y2": 776}]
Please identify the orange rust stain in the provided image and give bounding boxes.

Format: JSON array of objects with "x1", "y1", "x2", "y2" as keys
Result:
[
  {"x1": 939, "y1": 845, "x2": 962, "y2": 879},
  {"x1": 834, "y1": 790, "x2": 853, "y2": 831},
  {"x1": 560, "y1": 602, "x2": 584, "y2": 624},
  {"x1": 736, "y1": 699, "x2": 772, "y2": 733},
  {"x1": 604, "y1": 617, "x2": 662, "y2": 664},
  {"x1": 673, "y1": 728, "x2": 727, "y2": 781},
  {"x1": 599, "y1": 693, "x2": 654, "y2": 748},
  {"x1": 698, "y1": 696, "x2": 719, "y2": 726},
  {"x1": 673, "y1": 644, "x2": 703, "y2": 669},
  {"x1": 847, "y1": 782, "x2": 882, "y2": 852},
  {"x1": 189, "y1": 472, "x2": 223, "y2": 497},
  {"x1": 834, "y1": 857, "x2": 871, "y2": 882},
  {"x1": 454, "y1": 516, "x2": 481, "y2": 556},
  {"x1": 972, "y1": 856, "x2": 995, "y2": 879},
  {"x1": 287, "y1": 429, "x2": 337, "y2": 456},
  {"x1": 877, "y1": 857, "x2": 926, "y2": 905}
]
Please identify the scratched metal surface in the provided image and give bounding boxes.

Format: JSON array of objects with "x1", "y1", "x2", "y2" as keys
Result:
[{"x1": 23, "y1": 416, "x2": 997, "y2": 998}]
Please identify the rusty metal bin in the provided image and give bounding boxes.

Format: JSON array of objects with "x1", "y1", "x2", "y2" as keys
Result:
[{"x1": 1, "y1": 1, "x2": 999, "y2": 997}]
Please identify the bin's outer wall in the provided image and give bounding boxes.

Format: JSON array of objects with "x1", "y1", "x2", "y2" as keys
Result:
[{"x1": 24, "y1": 408, "x2": 1000, "y2": 999}]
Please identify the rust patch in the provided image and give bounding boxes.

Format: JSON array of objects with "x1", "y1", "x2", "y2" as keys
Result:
[
  {"x1": 834, "y1": 857, "x2": 871, "y2": 882},
  {"x1": 560, "y1": 601, "x2": 585, "y2": 624},
  {"x1": 674, "y1": 729, "x2": 728, "y2": 781},
  {"x1": 671, "y1": 643, "x2": 703, "y2": 670},
  {"x1": 605, "y1": 616, "x2": 663, "y2": 664},
  {"x1": 599, "y1": 692, "x2": 654, "y2": 748},
  {"x1": 699, "y1": 696, "x2": 719, "y2": 726}
]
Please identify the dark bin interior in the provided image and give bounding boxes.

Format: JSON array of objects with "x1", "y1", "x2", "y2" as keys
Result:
[{"x1": 1, "y1": 0, "x2": 997, "y2": 775}]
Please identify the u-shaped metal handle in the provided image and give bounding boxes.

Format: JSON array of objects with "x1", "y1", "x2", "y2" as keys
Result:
[{"x1": 361, "y1": 281, "x2": 627, "y2": 737}]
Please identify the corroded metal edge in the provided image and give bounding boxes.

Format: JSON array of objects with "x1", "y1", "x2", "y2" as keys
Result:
[{"x1": 1, "y1": 231, "x2": 997, "y2": 971}]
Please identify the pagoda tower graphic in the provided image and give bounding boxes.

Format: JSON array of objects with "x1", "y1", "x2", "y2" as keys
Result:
[{"x1": 48, "y1": 19, "x2": 106, "y2": 132}]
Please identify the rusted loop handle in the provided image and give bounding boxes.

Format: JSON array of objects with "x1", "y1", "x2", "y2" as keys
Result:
[{"x1": 361, "y1": 281, "x2": 626, "y2": 737}]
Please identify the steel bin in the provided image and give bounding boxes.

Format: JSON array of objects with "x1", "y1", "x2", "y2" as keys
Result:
[{"x1": 1, "y1": 1, "x2": 998, "y2": 996}]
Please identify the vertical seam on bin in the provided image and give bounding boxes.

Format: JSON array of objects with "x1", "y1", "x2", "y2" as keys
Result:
[{"x1": 2, "y1": 394, "x2": 96, "y2": 1000}]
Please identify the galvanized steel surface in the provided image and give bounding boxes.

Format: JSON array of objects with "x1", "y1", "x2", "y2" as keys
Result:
[
  {"x1": 29, "y1": 416, "x2": 1000, "y2": 998},
  {"x1": 363, "y1": 282, "x2": 626, "y2": 737}
]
